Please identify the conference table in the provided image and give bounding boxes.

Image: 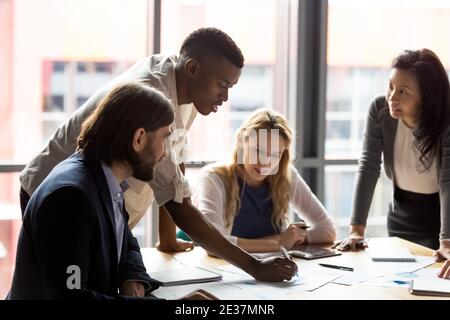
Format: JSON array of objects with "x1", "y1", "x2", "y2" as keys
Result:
[{"x1": 140, "y1": 237, "x2": 449, "y2": 300}]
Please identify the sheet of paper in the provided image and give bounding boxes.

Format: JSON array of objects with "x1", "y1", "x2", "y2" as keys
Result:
[
  {"x1": 152, "y1": 269, "x2": 285, "y2": 300},
  {"x1": 153, "y1": 280, "x2": 281, "y2": 300},
  {"x1": 413, "y1": 267, "x2": 442, "y2": 278},
  {"x1": 300, "y1": 261, "x2": 383, "y2": 286},
  {"x1": 352, "y1": 261, "x2": 439, "y2": 289},
  {"x1": 214, "y1": 264, "x2": 249, "y2": 276},
  {"x1": 356, "y1": 272, "x2": 418, "y2": 288},
  {"x1": 331, "y1": 270, "x2": 382, "y2": 286},
  {"x1": 329, "y1": 255, "x2": 433, "y2": 286},
  {"x1": 215, "y1": 263, "x2": 341, "y2": 292}
]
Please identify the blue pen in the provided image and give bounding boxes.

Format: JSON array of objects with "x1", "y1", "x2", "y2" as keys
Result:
[{"x1": 280, "y1": 246, "x2": 299, "y2": 279}]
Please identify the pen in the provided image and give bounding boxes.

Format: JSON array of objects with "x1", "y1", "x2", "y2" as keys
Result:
[
  {"x1": 280, "y1": 246, "x2": 299, "y2": 279},
  {"x1": 294, "y1": 224, "x2": 311, "y2": 229},
  {"x1": 319, "y1": 263, "x2": 353, "y2": 272},
  {"x1": 280, "y1": 245, "x2": 291, "y2": 260}
]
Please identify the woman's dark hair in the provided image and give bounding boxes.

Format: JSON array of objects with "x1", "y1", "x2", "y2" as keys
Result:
[
  {"x1": 77, "y1": 81, "x2": 174, "y2": 166},
  {"x1": 391, "y1": 48, "x2": 450, "y2": 168}
]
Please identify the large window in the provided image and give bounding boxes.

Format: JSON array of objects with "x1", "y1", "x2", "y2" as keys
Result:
[
  {"x1": 41, "y1": 60, "x2": 134, "y2": 142},
  {"x1": 161, "y1": 0, "x2": 290, "y2": 163},
  {"x1": 326, "y1": 0, "x2": 450, "y2": 238},
  {"x1": 0, "y1": 172, "x2": 21, "y2": 298},
  {"x1": 0, "y1": 0, "x2": 153, "y2": 297},
  {"x1": 325, "y1": 166, "x2": 391, "y2": 237},
  {"x1": 158, "y1": 0, "x2": 292, "y2": 242}
]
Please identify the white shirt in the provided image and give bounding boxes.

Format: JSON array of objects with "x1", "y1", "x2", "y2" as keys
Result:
[
  {"x1": 20, "y1": 55, "x2": 197, "y2": 229},
  {"x1": 193, "y1": 164, "x2": 337, "y2": 244},
  {"x1": 394, "y1": 119, "x2": 439, "y2": 194}
]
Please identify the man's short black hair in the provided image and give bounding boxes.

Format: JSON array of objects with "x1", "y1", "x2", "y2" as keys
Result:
[{"x1": 180, "y1": 27, "x2": 244, "y2": 68}]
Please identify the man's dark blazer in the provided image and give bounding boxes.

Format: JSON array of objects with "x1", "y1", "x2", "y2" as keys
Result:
[{"x1": 7, "y1": 151, "x2": 159, "y2": 299}]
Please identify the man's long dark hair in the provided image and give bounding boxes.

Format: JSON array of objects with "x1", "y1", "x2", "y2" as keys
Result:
[
  {"x1": 391, "y1": 49, "x2": 450, "y2": 169},
  {"x1": 77, "y1": 81, "x2": 174, "y2": 166}
]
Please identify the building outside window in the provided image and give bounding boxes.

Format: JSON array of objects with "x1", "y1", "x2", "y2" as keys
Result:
[{"x1": 326, "y1": 0, "x2": 450, "y2": 237}]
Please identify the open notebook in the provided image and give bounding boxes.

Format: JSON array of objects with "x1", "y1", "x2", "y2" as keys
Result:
[
  {"x1": 366, "y1": 238, "x2": 416, "y2": 262},
  {"x1": 150, "y1": 267, "x2": 222, "y2": 286}
]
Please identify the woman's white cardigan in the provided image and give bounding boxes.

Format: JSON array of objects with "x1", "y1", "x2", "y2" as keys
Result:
[{"x1": 193, "y1": 165, "x2": 337, "y2": 244}]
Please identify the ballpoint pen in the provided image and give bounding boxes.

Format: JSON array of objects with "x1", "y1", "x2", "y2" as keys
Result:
[
  {"x1": 318, "y1": 263, "x2": 354, "y2": 271},
  {"x1": 280, "y1": 246, "x2": 299, "y2": 278},
  {"x1": 293, "y1": 223, "x2": 311, "y2": 229}
]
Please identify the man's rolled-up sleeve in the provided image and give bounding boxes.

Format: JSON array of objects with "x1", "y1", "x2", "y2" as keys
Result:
[{"x1": 149, "y1": 149, "x2": 193, "y2": 206}]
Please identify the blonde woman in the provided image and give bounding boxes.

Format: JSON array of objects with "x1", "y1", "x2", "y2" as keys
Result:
[{"x1": 191, "y1": 109, "x2": 336, "y2": 253}]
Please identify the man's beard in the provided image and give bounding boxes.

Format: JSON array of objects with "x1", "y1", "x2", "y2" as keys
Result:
[
  {"x1": 129, "y1": 148, "x2": 157, "y2": 182},
  {"x1": 132, "y1": 161, "x2": 155, "y2": 182}
]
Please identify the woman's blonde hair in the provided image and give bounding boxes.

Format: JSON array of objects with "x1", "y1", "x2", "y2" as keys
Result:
[{"x1": 211, "y1": 109, "x2": 293, "y2": 232}]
